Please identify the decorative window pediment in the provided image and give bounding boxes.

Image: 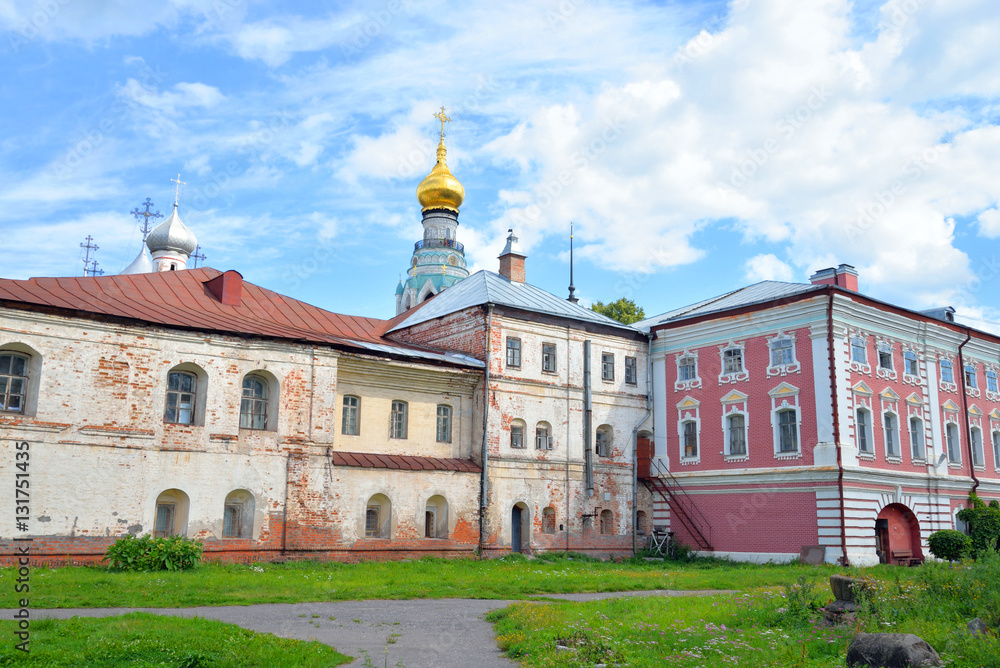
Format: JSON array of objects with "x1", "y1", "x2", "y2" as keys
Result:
[
  {"x1": 718, "y1": 340, "x2": 748, "y2": 384},
  {"x1": 849, "y1": 329, "x2": 871, "y2": 375},
  {"x1": 721, "y1": 389, "x2": 749, "y2": 404},
  {"x1": 852, "y1": 381, "x2": 873, "y2": 396},
  {"x1": 769, "y1": 381, "x2": 800, "y2": 399},
  {"x1": 905, "y1": 393, "x2": 923, "y2": 407},
  {"x1": 942, "y1": 399, "x2": 961, "y2": 413},
  {"x1": 766, "y1": 331, "x2": 800, "y2": 377},
  {"x1": 674, "y1": 349, "x2": 702, "y2": 391},
  {"x1": 879, "y1": 387, "x2": 900, "y2": 402}
]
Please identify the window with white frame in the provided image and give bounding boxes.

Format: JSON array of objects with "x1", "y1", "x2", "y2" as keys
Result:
[
  {"x1": 0, "y1": 353, "x2": 28, "y2": 413},
  {"x1": 675, "y1": 351, "x2": 701, "y2": 391},
  {"x1": 909, "y1": 417, "x2": 925, "y2": 460},
  {"x1": 971, "y1": 427, "x2": 985, "y2": 468},
  {"x1": 857, "y1": 408, "x2": 873, "y2": 454},
  {"x1": 239, "y1": 375, "x2": 268, "y2": 430},
  {"x1": 506, "y1": 337, "x2": 521, "y2": 368},
  {"x1": 601, "y1": 353, "x2": 615, "y2": 381},
  {"x1": 851, "y1": 337, "x2": 867, "y2": 364},
  {"x1": 903, "y1": 350, "x2": 920, "y2": 380},
  {"x1": 595, "y1": 425, "x2": 612, "y2": 457},
  {"x1": 536, "y1": 422, "x2": 553, "y2": 450},
  {"x1": 365, "y1": 494, "x2": 391, "y2": 539},
  {"x1": 878, "y1": 348, "x2": 893, "y2": 372},
  {"x1": 625, "y1": 356, "x2": 638, "y2": 385},
  {"x1": 389, "y1": 400, "x2": 408, "y2": 439},
  {"x1": 993, "y1": 430, "x2": 1000, "y2": 469},
  {"x1": 510, "y1": 419, "x2": 525, "y2": 449},
  {"x1": 436, "y1": 404, "x2": 452, "y2": 443},
  {"x1": 682, "y1": 420, "x2": 698, "y2": 459},
  {"x1": 777, "y1": 409, "x2": 798, "y2": 453},
  {"x1": 941, "y1": 359, "x2": 955, "y2": 384},
  {"x1": 946, "y1": 422, "x2": 961, "y2": 463},
  {"x1": 965, "y1": 364, "x2": 978, "y2": 389},
  {"x1": 884, "y1": 412, "x2": 900, "y2": 458},
  {"x1": 719, "y1": 342, "x2": 748, "y2": 384},
  {"x1": 726, "y1": 413, "x2": 747, "y2": 456},
  {"x1": 987, "y1": 369, "x2": 999, "y2": 397},
  {"x1": 165, "y1": 370, "x2": 198, "y2": 425},
  {"x1": 542, "y1": 343, "x2": 556, "y2": 373},
  {"x1": 342, "y1": 395, "x2": 360, "y2": 435},
  {"x1": 770, "y1": 337, "x2": 793, "y2": 366}
]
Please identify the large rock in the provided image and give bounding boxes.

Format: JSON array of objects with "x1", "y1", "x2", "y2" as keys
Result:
[
  {"x1": 967, "y1": 618, "x2": 988, "y2": 637},
  {"x1": 831, "y1": 574, "x2": 865, "y2": 603},
  {"x1": 846, "y1": 633, "x2": 943, "y2": 667}
]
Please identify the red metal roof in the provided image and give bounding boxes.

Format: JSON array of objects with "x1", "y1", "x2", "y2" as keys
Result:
[
  {"x1": 0, "y1": 267, "x2": 467, "y2": 364},
  {"x1": 329, "y1": 450, "x2": 480, "y2": 473}
]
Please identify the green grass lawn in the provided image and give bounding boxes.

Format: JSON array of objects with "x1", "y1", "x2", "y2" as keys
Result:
[
  {"x1": 489, "y1": 555, "x2": 1000, "y2": 667},
  {"x1": 0, "y1": 552, "x2": 848, "y2": 609},
  {"x1": 0, "y1": 613, "x2": 350, "y2": 667}
]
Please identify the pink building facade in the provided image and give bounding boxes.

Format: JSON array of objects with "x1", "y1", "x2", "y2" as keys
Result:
[{"x1": 642, "y1": 266, "x2": 1000, "y2": 565}]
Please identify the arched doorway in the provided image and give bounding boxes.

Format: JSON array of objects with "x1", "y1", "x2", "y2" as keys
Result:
[
  {"x1": 875, "y1": 504, "x2": 922, "y2": 565},
  {"x1": 511, "y1": 503, "x2": 528, "y2": 553}
]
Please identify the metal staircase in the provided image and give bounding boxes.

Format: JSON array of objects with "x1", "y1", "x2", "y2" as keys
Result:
[{"x1": 641, "y1": 458, "x2": 713, "y2": 551}]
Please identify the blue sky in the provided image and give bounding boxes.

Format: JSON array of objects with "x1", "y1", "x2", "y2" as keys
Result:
[{"x1": 2, "y1": 0, "x2": 1000, "y2": 328}]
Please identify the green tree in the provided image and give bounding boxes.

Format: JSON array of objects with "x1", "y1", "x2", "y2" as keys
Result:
[
  {"x1": 591, "y1": 298, "x2": 645, "y2": 325},
  {"x1": 927, "y1": 529, "x2": 972, "y2": 563},
  {"x1": 957, "y1": 492, "x2": 1000, "y2": 558}
]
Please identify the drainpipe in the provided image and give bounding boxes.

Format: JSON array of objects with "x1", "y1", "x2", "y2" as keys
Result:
[
  {"x1": 827, "y1": 292, "x2": 850, "y2": 567},
  {"x1": 583, "y1": 340, "x2": 594, "y2": 497},
  {"x1": 631, "y1": 332, "x2": 654, "y2": 556},
  {"x1": 957, "y1": 327, "x2": 979, "y2": 496},
  {"x1": 479, "y1": 304, "x2": 494, "y2": 555}
]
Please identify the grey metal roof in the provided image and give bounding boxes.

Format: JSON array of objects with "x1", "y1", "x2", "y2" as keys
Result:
[
  {"x1": 120, "y1": 246, "x2": 153, "y2": 275},
  {"x1": 635, "y1": 281, "x2": 824, "y2": 330},
  {"x1": 147, "y1": 205, "x2": 198, "y2": 255},
  {"x1": 347, "y1": 339, "x2": 485, "y2": 367},
  {"x1": 390, "y1": 270, "x2": 635, "y2": 332}
]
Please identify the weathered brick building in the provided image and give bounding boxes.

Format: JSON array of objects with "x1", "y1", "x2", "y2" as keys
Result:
[{"x1": 639, "y1": 265, "x2": 1000, "y2": 566}]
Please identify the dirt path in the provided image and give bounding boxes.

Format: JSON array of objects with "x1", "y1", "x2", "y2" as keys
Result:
[{"x1": 24, "y1": 589, "x2": 735, "y2": 667}]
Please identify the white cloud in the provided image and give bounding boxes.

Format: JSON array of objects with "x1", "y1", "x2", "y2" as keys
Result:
[
  {"x1": 743, "y1": 254, "x2": 795, "y2": 282},
  {"x1": 118, "y1": 80, "x2": 225, "y2": 114},
  {"x1": 977, "y1": 208, "x2": 1000, "y2": 238}
]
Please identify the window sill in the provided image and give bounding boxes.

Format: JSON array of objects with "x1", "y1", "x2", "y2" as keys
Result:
[
  {"x1": 940, "y1": 382, "x2": 958, "y2": 393},
  {"x1": 679, "y1": 457, "x2": 701, "y2": 466},
  {"x1": 850, "y1": 362, "x2": 871, "y2": 375},
  {"x1": 858, "y1": 452, "x2": 876, "y2": 460},
  {"x1": 625, "y1": 381, "x2": 638, "y2": 387},
  {"x1": 774, "y1": 451, "x2": 803, "y2": 460},
  {"x1": 973, "y1": 465, "x2": 987, "y2": 471},
  {"x1": 967, "y1": 388, "x2": 981, "y2": 398},
  {"x1": 542, "y1": 370, "x2": 557, "y2": 375},
  {"x1": 903, "y1": 374, "x2": 922, "y2": 386},
  {"x1": 876, "y1": 367, "x2": 897, "y2": 381},
  {"x1": 718, "y1": 371, "x2": 749, "y2": 384},
  {"x1": 948, "y1": 462, "x2": 963, "y2": 469},
  {"x1": 911, "y1": 459, "x2": 927, "y2": 466},
  {"x1": 766, "y1": 362, "x2": 801, "y2": 378},
  {"x1": 674, "y1": 378, "x2": 702, "y2": 391},
  {"x1": 885, "y1": 457, "x2": 903, "y2": 464},
  {"x1": 724, "y1": 454, "x2": 749, "y2": 463}
]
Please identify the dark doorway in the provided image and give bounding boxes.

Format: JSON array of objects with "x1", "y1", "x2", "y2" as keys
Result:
[{"x1": 511, "y1": 506, "x2": 522, "y2": 553}]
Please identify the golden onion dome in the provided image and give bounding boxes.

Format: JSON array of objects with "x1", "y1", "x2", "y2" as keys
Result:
[{"x1": 416, "y1": 138, "x2": 464, "y2": 212}]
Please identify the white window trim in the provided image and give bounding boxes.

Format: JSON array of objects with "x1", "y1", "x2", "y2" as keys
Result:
[
  {"x1": 718, "y1": 341, "x2": 749, "y2": 384},
  {"x1": 905, "y1": 394, "x2": 926, "y2": 463},
  {"x1": 902, "y1": 346, "x2": 922, "y2": 386},
  {"x1": 944, "y1": 415, "x2": 962, "y2": 467},
  {"x1": 766, "y1": 331, "x2": 800, "y2": 378},
  {"x1": 849, "y1": 330, "x2": 871, "y2": 375},
  {"x1": 875, "y1": 337, "x2": 897, "y2": 381},
  {"x1": 968, "y1": 406, "x2": 985, "y2": 469},
  {"x1": 939, "y1": 356, "x2": 958, "y2": 393},
  {"x1": 985, "y1": 366, "x2": 1000, "y2": 402},
  {"x1": 965, "y1": 363, "x2": 981, "y2": 398},
  {"x1": 970, "y1": 426, "x2": 986, "y2": 470},
  {"x1": 721, "y1": 391, "x2": 749, "y2": 462},
  {"x1": 991, "y1": 426, "x2": 1000, "y2": 472},
  {"x1": 856, "y1": 406, "x2": 875, "y2": 458},
  {"x1": 769, "y1": 382, "x2": 802, "y2": 459},
  {"x1": 674, "y1": 349, "x2": 702, "y2": 391},
  {"x1": 676, "y1": 396, "x2": 701, "y2": 465},
  {"x1": 881, "y1": 410, "x2": 901, "y2": 462}
]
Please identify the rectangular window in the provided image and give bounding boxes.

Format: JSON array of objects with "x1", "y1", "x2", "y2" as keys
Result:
[
  {"x1": 602, "y1": 353, "x2": 614, "y2": 381},
  {"x1": 947, "y1": 423, "x2": 960, "y2": 463},
  {"x1": 965, "y1": 365, "x2": 978, "y2": 388},
  {"x1": 904, "y1": 351, "x2": 919, "y2": 376},
  {"x1": 778, "y1": 410, "x2": 798, "y2": 453},
  {"x1": 511, "y1": 424, "x2": 524, "y2": 449},
  {"x1": 342, "y1": 395, "x2": 360, "y2": 435},
  {"x1": 390, "y1": 401, "x2": 408, "y2": 439},
  {"x1": 506, "y1": 338, "x2": 521, "y2": 368},
  {"x1": 595, "y1": 429, "x2": 610, "y2": 457},
  {"x1": 365, "y1": 506, "x2": 380, "y2": 538},
  {"x1": 425, "y1": 508, "x2": 436, "y2": 538},
  {"x1": 436, "y1": 405, "x2": 452, "y2": 443},
  {"x1": 154, "y1": 503, "x2": 174, "y2": 538},
  {"x1": 723, "y1": 348, "x2": 743, "y2": 374},
  {"x1": 910, "y1": 418, "x2": 924, "y2": 460},
  {"x1": 884, "y1": 413, "x2": 898, "y2": 457},
  {"x1": 682, "y1": 421, "x2": 697, "y2": 458},
  {"x1": 223, "y1": 503, "x2": 242, "y2": 538},
  {"x1": 941, "y1": 360, "x2": 954, "y2": 383},
  {"x1": 536, "y1": 425, "x2": 552, "y2": 450},
  {"x1": 0, "y1": 353, "x2": 28, "y2": 413},
  {"x1": 972, "y1": 429, "x2": 984, "y2": 467},
  {"x1": 879, "y1": 350, "x2": 893, "y2": 371},
  {"x1": 678, "y1": 357, "x2": 696, "y2": 381},
  {"x1": 857, "y1": 409, "x2": 870, "y2": 453},
  {"x1": 993, "y1": 432, "x2": 1000, "y2": 468},
  {"x1": 988, "y1": 371, "x2": 999, "y2": 393},
  {"x1": 165, "y1": 371, "x2": 196, "y2": 425},
  {"x1": 542, "y1": 343, "x2": 556, "y2": 373},
  {"x1": 851, "y1": 338, "x2": 866, "y2": 363},
  {"x1": 625, "y1": 356, "x2": 637, "y2": 385},
  {"x1": 728, "y1": 414, "x2": 746, "y2": 456},
  {"x1": 770, "y1": 339, "x2": 793, "y2": 366}
]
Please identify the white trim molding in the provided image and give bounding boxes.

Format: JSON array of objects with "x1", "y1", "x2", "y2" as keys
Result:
[
  {"x1": 769, "y1": 382, "x2": 802, "y2": 460},
  {"x1": 674, "y1": 349, "x2": 702, "y2": 391},
  {"x1": 720, "y1": 390, "x2": 750, "y2": 462},
  {"x1": 766, "y1": 330, "x2": 801, "y2": 378},
  {"x1": 676, "y1": 395, "x2": 701, "y2": 465},
  {"x1": 875, "y1": 336, "x2": 897, "y2": 381},
  {"x1": 718, "y1": 340, "x2": 749, "y2": 385}
]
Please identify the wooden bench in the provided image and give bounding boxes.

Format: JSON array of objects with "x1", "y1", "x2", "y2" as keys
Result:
[{"x1": 891, "y1": 549, "x2": 923, "y2": 566}]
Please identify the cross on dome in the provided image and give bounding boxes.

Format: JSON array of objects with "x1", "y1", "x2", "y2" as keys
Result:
[{"x1": 170, "y1": 174, "x2": 186, "y2": 207}]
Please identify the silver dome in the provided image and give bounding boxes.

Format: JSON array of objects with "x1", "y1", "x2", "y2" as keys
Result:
[
  {"x1": 146, "y1": 205, "x2": 198, "y2": 255},
  {"x1": 120, "y1": 246, "x2": 153, "y2": 275}
]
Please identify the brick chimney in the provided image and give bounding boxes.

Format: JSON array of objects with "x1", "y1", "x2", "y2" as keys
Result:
[
  {"x1": 809, "y1": 263, "x2": 858, "y2": 292},
  {"x1": 498, "y1": 229, "x2": 526, "y2": 283},
  {"x1": 204, "y1": 270, "x2": 243, "y2": 306}
]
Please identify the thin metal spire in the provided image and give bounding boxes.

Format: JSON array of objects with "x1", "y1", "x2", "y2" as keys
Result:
[
  {"x1": 80, "y1": 235, "x2": 99, "y2": 276},
  {"x1": 567, "y1": 221, "x2": 578, "y2": 303}
]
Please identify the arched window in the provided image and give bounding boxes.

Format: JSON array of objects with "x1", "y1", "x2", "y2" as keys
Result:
[
  {"x1": 390, "y1": 400, "x2": 408, "y2": 439},
  {"x1": 223, "y1": 490, "x2": 255, "y2": 538},
  {"x1": 425, "y1": 495, "x2": 448, "y2": 538},
  {"x1": 365, "y1": 494, "x2": 391, "y2": 539},
  {"x1": 342, "y1": 395, "x2": 360, "y2": 435},
  {"x1": 542, "y1": 507, "x2": 556, "y2": 534},
  {"x1": 154, "y1": 489, "x2": 189, "y2": 537},
  {"x1": 0, "y1": 352, "x2": 29, "y2": 413},
  {"x1": 165, "y1": 370, "x2": 198, "y2": 424},
  {"x1": 600, "y1": 509, "x2": 614, "y2": 535},
  {"x1": 595, "y1": 425, "x2": 613, "y2": 457},
  {"x1": 636, "y1": 510, "x2": 648, "y2": 536},
  {"x1": 909, "y1": 417, "x2": 925, "y2": 460},
  {"x1": 510, "y1": 419, "x2": 526, "y2": 449},
  {"x1": 436, "y1": 405, "x2": 452, "y2": 443},
  {"x1": 240, "y1": 375, "x2": 268, "y2": 430},
  {"x1": 535, "y1": 422, "x2": 553, "y2": 450}
]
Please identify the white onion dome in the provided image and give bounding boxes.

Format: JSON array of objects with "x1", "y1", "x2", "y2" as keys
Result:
[
  {"x1": 146, "y1": 205, "x2": 198, "y2": 256},
  {"x1": 120, "y1": 246, "x2": 153, "y2": 275}
]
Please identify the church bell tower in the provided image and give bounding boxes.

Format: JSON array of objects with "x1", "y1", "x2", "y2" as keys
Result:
[{"x1": 395, "y1": 107, "x2": 470, "y2": 315}]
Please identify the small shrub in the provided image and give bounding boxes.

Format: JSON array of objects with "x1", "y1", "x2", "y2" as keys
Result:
[
  {"x1": 781, "y1": 576, "x2": 819, "y2": 620},
  {"x1": 104, "y1": 533, "x2": 203, "y2": 572},
  {"x1": 957, "y1": 493, "x2": 1000, "y2": 559},
  {"x1": 927, "y1": 529, "x2": 971, "y2": 563}
]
